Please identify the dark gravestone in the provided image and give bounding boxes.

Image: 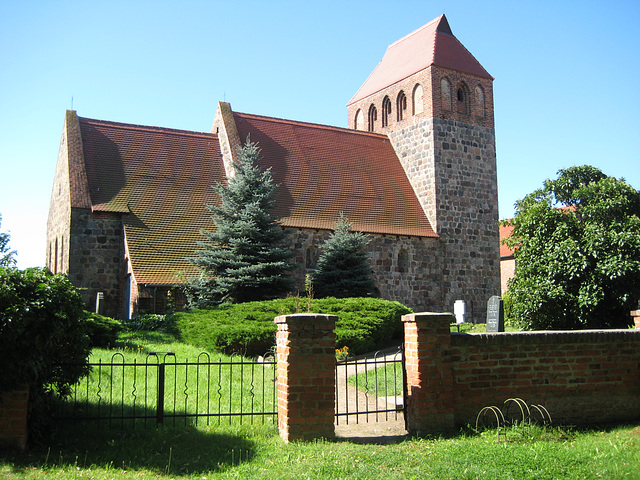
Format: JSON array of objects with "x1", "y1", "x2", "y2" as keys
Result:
[{"x1": 486, "y1": 296, "x2": 504, "y2": 332}]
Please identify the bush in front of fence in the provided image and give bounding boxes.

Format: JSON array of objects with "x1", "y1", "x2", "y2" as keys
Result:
[
  {"x1": 0, "y1": 267, "x2": 92, "y2": 443},
  {"x1": 174, "y1": 297, "x2": 411, "y2": 356}
]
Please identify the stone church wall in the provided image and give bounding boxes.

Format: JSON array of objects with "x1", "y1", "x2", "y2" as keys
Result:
[
  {"x1": 287, "y1": 228, "x2": 443, "y2": 313},
  {"x1": 68, "y1": 209, "x2": 123, "y2": 318}
]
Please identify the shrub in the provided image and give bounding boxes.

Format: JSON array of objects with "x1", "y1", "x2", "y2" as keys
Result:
[
  {"x1": 0, "y1": 268, "x2": 91, "y2": 442},
  {"x1": 82, "y1": 312, "x2": 122, "y2": 348},
  {"x1": 121, "y1": 313, "x2": 178, "y2": 334},
  {"x1": 174, "y1": 297, "x2": 411, "y2": 356}
]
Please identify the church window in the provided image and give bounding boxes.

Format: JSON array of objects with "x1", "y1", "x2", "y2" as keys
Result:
[
  {"x1": 456, "y1": 82, "x2": 470, "y2": 115},
  {"x1": 367, "y1": 104, "x2": 377, "y2": 132},
  {"x1": 396, "y1": 91, "x2": 407, "y2": 121},
  {"x1": 306, "y1": 245, "x2": 319, "y2": 269},
  {"x1": 398, "y1": 248, "x2": 409, "y2": 273},
  {"x1": 475, "y1": 85, "x2": 485, "y2": 118},
  {"x1": 354, "y1": 109, "x2": 364, "y2": 130},
  {"x1": 441, "y1": 78, "x2": 452, "y2": 111},
  {"x1": 381, "y1": 96, "x2": 392, "y2": 127},
  {"x1": 412, "y1": 84, "x2": 424, "y2": 115}
]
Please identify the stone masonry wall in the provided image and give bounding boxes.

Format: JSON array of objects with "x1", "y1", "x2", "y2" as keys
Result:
[
  {"x1": 68, "y1": 209, "x2": 123, "y2": 318},
  {"x1": 286, "y1": 228, "x2": 443, "y2": 313},
  {"x1": 388, "y1": 116, "x2": 500, "y2": 321}
]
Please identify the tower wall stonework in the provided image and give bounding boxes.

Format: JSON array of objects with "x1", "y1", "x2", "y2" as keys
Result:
[{"x1": 389, "y1": 117, "x2": 500, "y2": 321}]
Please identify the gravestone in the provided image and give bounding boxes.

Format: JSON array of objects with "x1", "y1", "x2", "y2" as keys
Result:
[{"x1": 486, "y1": 296, "x2": 504, "y2": 332}]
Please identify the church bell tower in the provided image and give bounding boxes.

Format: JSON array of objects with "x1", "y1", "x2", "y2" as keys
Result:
[{"x1": 347, "y1": 15, "x2": 500, "y2": 320}]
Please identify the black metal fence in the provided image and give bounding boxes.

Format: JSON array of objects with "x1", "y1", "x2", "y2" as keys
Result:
[
  {"x1": 52, "y1": 352, "x2": 277, "y2": 428},
  {"x1": 335, "y1": 347, "x2": 406, "y2": 424}
]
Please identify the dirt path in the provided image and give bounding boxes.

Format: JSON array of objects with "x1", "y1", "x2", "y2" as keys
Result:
[{"x1": 334, "y1": 349, "x2": 408, "y2": 443}]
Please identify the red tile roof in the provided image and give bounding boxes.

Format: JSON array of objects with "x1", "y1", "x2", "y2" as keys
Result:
[
  {"x1": 499, "y1": 223, "x2": 515, "y2": 257},
  {"x1": 78, "y1": 116, "x2": 225, "y2": 285},
  {"x1": 233, "y1": 111, "x2": 436, "y2": 237},
  {"x1": 348, "y1": 14, "x2": 492, "y2": 105}
]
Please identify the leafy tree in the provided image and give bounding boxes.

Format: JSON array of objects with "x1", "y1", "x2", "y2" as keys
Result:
[
  {"x1": 503, "y1": 165, "x2": 640, "y2": 330},
  {"x1": 0, "y1": 213, "x2": 17, "y2": 268},
  {"x1": 0, "y1": 268, "x2": 91, "y2": 441},
  {"x1": 189, "y1": 139, "x2": 296, "y2": 306},
  {"x1": 312, "y1": 214, "x2": 377, "y2": 298}
]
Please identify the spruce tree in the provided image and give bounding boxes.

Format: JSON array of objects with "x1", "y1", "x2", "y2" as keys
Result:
[
  {"x1": 312, "y1": 214, "x2": 377, "y2": 298},
  {"x1": 190, "y1": 139, "x2": 296, "y2": 306}
]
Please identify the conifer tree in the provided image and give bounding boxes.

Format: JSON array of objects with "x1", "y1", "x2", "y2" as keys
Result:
[
  {"x1": 189, "y1": 139, "x2": 296, "y2": 306},
  {"x1": 312, "y1": 214, "x2": 377, "y2": 298},
  {"x1": 0, "y1": 214, "x2": 17, "y2": 268}
]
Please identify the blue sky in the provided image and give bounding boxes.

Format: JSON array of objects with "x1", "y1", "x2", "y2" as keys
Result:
[{"x1": 1, "y1": 0, "x2": 639, "y2": 269}]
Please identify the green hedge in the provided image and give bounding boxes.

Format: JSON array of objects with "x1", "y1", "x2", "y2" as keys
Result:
[{"x1": 174, "y1": 297, "x2": 411, "y2": 356}]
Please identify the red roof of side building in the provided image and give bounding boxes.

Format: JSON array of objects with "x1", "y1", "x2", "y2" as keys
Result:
[
  {"x1": 78, "y1": 116, "x2": 225, "y2": 285},
  {"x1": 348, "y1": 14, "x2": 492, "y2": 106},
  {"x1": 499, "y1": 222, "x2": 515, "y2": 258},
  {"x1": 232, "y1": 111, "x2": 437, "y2": 238}
]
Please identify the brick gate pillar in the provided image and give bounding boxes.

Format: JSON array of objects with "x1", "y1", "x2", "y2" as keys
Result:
[
  {"x1": 402, "y1": 312, "x2": 455, "y2": 434},
  {"x1": 632, "y1": 310, "x2": 640, "y2": 329},
  {"x1": 274, "y1": 314, "x2": 336, "y2": 442},
  {"x1": 0, "y1": 385, "x2": 29, "y2": 450}
]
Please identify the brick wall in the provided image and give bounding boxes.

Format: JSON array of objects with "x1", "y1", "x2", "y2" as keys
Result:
[
  {"x1": 403, "y1": 313, "x2": 640, "y2": 434},
  {"x1": 274, "y1": 314, "x2": 337, "y2": 442},
  {"x1": 0, "y1": 385, "x2": 29, "y2": 450}
]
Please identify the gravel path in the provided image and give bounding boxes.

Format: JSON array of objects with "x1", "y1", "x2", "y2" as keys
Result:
[{"x1": 334, "y1": 349, "x2": 408, "y2": 443}]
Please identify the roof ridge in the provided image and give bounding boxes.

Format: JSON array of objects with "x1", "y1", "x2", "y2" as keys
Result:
[
  {"x1": 78, "y1": 116, "x2": 217, "y2": 139},
  {"x1": 388, "y1": 14, "x2": 443, "y2": 49},
  {"x1": 234, "y1": 111, "x2": 389, "y2": 139}
]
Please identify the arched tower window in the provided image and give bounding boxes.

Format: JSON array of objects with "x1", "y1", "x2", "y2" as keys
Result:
[
  {"x1": 398, "y1": 248, "x2": 409, "y2": 273},
  {"x1": 381, "y1": 96, "x2": 392, "y2": 127},
  {"x1": 367, "y1": 104, "x2": 377, "y2": 132},
  {"x1": 412, "y1": 84, "x2": 424, "y2": 115},
  {"x1": 456, "y1": 82, "x2": 471, "y2": 115},
  {"x1": 441, "y1": 78, "x2": 452, "y2": 112},
  {"x1": 354, "y1": 109, "x2": 364, "y2": 130},
  {"x1": 396, "y1": 91, "x2": 407, "y2": 121},
  {"x1": 475, "y1": 85, "x2": 485, "y2": 118}
]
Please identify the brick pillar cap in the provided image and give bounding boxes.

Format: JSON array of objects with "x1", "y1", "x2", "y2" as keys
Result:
[
  {"x1": 402, "y1": 312, "x2": 455, "y2": 322},
  {"x1": 631, "y1": 310, "x2": 640, "y2": 317}
]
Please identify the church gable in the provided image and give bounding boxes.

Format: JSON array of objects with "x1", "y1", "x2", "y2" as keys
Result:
[{"x1": 77, "y1": 116, "x2": 225, "y2": 285}]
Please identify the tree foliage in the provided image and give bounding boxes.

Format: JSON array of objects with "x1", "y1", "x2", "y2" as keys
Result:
[
  {"x1": 0, "y1": 268, "x2": 91, "y2": 396},
  {"x1": 503, "y1": 165, "x2": 640, "y2": 330},
  {"x1": 0, "y1": 213, "x2": 17, "y2": 268},
  {"x1": 189, "y1": 139, "x2": 296, "y2": 306},
  {"x1": 312, "y1": 214, "x2": 377, "y2": 298}
]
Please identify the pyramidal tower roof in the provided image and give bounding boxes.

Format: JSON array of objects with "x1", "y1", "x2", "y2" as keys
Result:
[{"x1": 347, "y1": 15, "x2": 492, "y2": 106}]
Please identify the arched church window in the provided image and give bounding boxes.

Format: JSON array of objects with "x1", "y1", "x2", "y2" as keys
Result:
[
  {"x1": 475, "y1": 85, "x2": 485, "y2": 118},
  {"x1": 396, "y1": 91, "x2": 407, "y2": 121},
  {"x1": 413, "y1": 84, "x2": 424, "y2": 115},
  {"x1": 381, "y1": 96, "x2": 392, "y2": 127},
  {"x1": 354, "y1": 109, "x2": 364, "y2": 130},
  {"x1": 441, "y1": 78, "x2": 452, "y2": 111},
  {"x1": 456, "y1": 82, "x2": 470, "y2": 115},
  {"x1": 368, "y1": 104, "x2": 377, "y2": 132},
  {"x1": 306, "y1": 245, "x2": 319, "y2": 269},
  {"x1": 398, "y1": 248, "x2": 409, "y2": 273}
]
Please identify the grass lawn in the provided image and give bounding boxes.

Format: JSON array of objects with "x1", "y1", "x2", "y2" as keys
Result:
[
  {"x1": 2, "y1": 332, "x2": 639, "y2": 479},
  {"x1": 2, "y1": 423, "x2": 639, "y2": 479}
]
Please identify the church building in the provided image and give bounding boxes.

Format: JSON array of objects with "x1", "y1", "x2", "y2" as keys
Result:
[{"x1": 46, "y1": 15, "x2": 501, "y2": 321}]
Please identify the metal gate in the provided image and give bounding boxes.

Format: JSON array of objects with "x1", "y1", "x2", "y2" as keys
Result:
[
  {"x1": 335, "y1": 346, "x2": 406, "y2": 425},
  {"x1": 52, "y1": 352, "x2": 277, "y2": 428}
]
